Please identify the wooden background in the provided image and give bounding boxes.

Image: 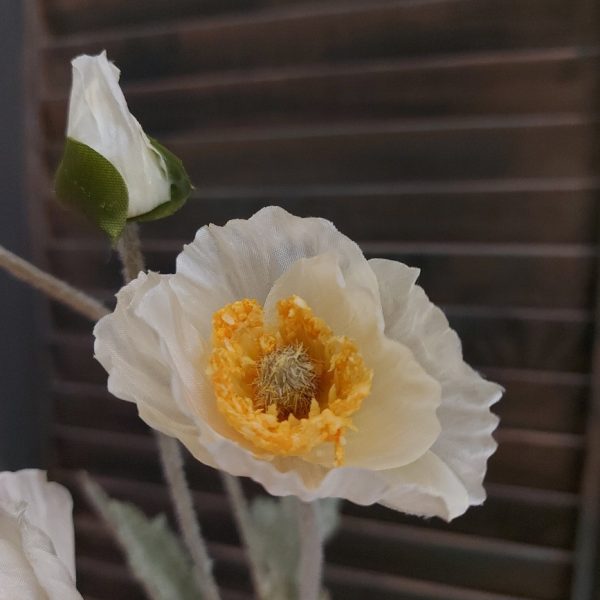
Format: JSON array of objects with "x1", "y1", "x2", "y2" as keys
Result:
[{"x1": 21, "y1": 0, "x2": 600, "y2": 598}]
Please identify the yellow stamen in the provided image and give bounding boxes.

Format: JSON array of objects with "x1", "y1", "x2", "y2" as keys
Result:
[
  {"x1": 255, "y1": 343, "x2": 316, "y2": 419},
  {"x1": 209, "y1": 295, "x2": 372, "y2": 465}
]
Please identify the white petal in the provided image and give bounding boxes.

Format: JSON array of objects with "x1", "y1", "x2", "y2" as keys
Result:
[
  {"x1": 93, "y1": 272, "x2": 206, "y2": 456},
  {"x1": 0, "y1": 506, "x2": 45, "y2": 600},
  {"x1": 67, "y1": 52, "x2": 170, "y2": 217},
  {"x1": 176, "y1": 206, "x2": 380, "y2": 310},
  {"x1": 370, "y1": 259, "x2": 502, "y2": 504},
  {"x1": 264, "y1": 253, "x2": 441, "y2": 470},
  {"x1": 379, "y1": 451, "x2": 470, "y2": 520},
  {"x1": 0, "y1": 471, "x2": 76, "y2": 580},
  {"x1": 0, "y1": 475, "x2": 82, "y2": 600},
  {"x1": 18, "y1": 517, "x2": 82, "y2": 600},
  {"x1": 131, "y1": 274, "x2": 253, "y2": 451},
  {"x1": 198, "y1": 434, "x2": 466, "y2": 520}
]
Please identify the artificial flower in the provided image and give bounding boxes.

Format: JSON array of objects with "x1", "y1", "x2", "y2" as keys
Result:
[
  {"x1": 0, "y1": 470, "x2": 82, "y2": 600},
  {"x1": 94, "y1": 207, "x2": 502, "y2": 520},
  {"x1": 55, "y1": 51, "x2": 191, "y2": 240}
]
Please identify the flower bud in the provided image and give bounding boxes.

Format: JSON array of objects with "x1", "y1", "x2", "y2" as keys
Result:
[{"x1": 55, "y1": 51, "x2": 191, "y2": 240}]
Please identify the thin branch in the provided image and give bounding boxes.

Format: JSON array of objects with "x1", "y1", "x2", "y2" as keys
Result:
[
  {"x1": 116, "y1": 223, "x2": 221, "y2": 600},
  {"x1": 221, "y1": 473, "x2": 269, "y2": 599},
  {"x1": 297, "y1": 500, "x2": 324, "y2": 600},
  {"x1": 0, "y1": 244, "x2": 108, "y2": 321},
  {"x1": 115, "y1": 223, "x2": 145, "y2": 283},
  {"x1": 155, "y1": 433, "x2": 221, "y2": 600}
]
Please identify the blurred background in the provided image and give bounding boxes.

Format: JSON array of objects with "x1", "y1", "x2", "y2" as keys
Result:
[{"x1": 1, "y1": 0, "x2": 599, "y2": 598}]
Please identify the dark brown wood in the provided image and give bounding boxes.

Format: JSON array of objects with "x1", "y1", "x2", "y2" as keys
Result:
[
  {"x1": 44, "y1": 239, "x2": 596, "y2": 309},
  {"x1": 46, "y1": 116, "x2": 596, "y2": 185},
  {"x1": 570, "y1": 0, "x2": 600, "y2": 593},
  {"x1": 42, "y1": 50, "x2": 600, "y2": 137},
  {"x1": 47, "y1": 183, "x2": 600, "y2": 245},
  {"x1": 43, "y1": 0, "x2": 581, "y2": 89}
]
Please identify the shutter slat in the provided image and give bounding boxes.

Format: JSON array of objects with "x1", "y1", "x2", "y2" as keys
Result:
[
  {"x1": 43, "y1": 0, "x2": 581, "y2": 89},
  {"x1": 42, "y1": 50, "x2": 599, "y2": 138},
  {"x1": 48, "y1": 185, "x2": 598, "y2": 245},
  {"x1": 44, "y1": 241, "x2": 595, "y2": 309}
]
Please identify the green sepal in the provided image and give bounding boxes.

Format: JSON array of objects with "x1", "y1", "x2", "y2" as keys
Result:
[
  {"x1": 54, "y1": 138, "x2": 128, "y2": 241},
  {"x1": 132, "y1": 138, "x2": 192, "y2": 223}
]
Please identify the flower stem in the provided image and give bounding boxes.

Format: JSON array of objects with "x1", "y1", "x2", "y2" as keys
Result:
[
  {"x1": 0, "y1": 244, "x2": 108, "y2": 321},
  {"x1": 297, "y1": 500, "x2": 324, "y2": 600},
  {"x1": 116, "y1": 223, "x2": 221, "y2": 600},
  {"x1": 155, "y1": 433, "x2": 221, "y2": 600},
  {"x1": 220, "y1": 473, "x2": 269, "y2": 599}
]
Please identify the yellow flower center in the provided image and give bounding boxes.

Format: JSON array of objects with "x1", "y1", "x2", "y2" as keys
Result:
[{"x1": 209, "y1": 295, "x2": 373, "y2": 465}]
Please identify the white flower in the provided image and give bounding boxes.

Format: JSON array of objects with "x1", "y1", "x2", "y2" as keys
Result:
[
  {"x1": 94, "y1": 207, "x2": 502, "y2": 520},
  {"x1": 55, "y1": 52, "x2": 190, "y2": 239},
  {"x1": 0, "y1": 470, "x2": 82, "y2": 600}
]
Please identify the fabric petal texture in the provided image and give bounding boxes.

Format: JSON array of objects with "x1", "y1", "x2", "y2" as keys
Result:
[
  {"x1": 369, "y1": 259, "x2": 503, "y2": 505},
  {"x1": 94, "y1": 206, "x2": 501, "y2": 519},
  {"x1": 67, "y1": 52, "x2": 170, "y2": 218},
  {"x1": 0, "y1": 470, "x2": 82, "y2": 600}
]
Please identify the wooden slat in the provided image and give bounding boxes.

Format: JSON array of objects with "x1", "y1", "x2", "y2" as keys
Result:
[
  {"x1": 42, "y1": 50, "x2": 599, "y2": 137},
  {"x1": 347, "y1": 490, "x2": 577, "y2": 550},
  {"x1": 43, "y1": 0, "x2": 583, "y2": 89},
  {"x1": 491, "y1": 373, "x2": 588, "y2": 434},
  {"x1": 45, "y1": 116, "x2": 596, "y2": 185},
  {"x1": 43, "y1": 0, "x2": 319, "y2": 35},
  {"x1": 47, "y1": 182, "x2": 600, "y2": 245},
  {"x1": 44, "y1": 240, "x2": 595, "y2": 310},
  {"x1": 75, "y1": 539, "x2": 535, "y2": 600},
  {"x1": 329, "y1": 517, "x2": 571, "y2": 600}
]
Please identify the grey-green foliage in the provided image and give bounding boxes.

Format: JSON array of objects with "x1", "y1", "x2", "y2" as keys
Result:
[
  {"x1": 83, "y1": 477, "x2": 202, "y2": 600},
  {"x1": 249, "y1": 496, "x2": 341, "y2": 600}
]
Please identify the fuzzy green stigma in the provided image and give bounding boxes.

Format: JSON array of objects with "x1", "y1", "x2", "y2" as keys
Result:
[{"x1": 255, "y1": 344, "x2": 317, "y2": 419}]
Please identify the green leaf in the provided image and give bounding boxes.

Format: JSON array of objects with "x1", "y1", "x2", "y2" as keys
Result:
[
  {"x1": 249, "y1": 497, "x2": 341, "y2": 600},
  {"x1": 54, "y1": 138, "x2": 128, "y2": 241},
  {"x1": 132, "y1": 138, "x2": 192, "y2": 223},
  {"x1": 82, "y1": 476, "x2": 203, "y2": 600}
]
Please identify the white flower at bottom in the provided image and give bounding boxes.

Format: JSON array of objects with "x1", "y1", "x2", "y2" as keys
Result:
[
  {"x1": 0, "y1": 470, "x2": 81, "y2": 600},
  {"x1": 94, "y1": 207, "x2": 502, "y2": 520}
]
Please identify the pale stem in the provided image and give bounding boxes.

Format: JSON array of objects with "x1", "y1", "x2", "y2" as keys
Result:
[
  {"x1": 0, "y1": 244, "x2": 108, "y2": 321},
  {"x1": 220, "y1": 473, "x2": 269, "y2": 599},
  {"x1": 297, "y1": 500, "x2": 324, "y2": 600},
  {"x1": 155, "y1": 433, "x2": 221, "y2": 600},
  {"x1": 116, "y1": 223, "x2": 221, "y2": 600}
]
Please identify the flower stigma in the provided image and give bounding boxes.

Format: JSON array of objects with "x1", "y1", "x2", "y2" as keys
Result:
[
  {"x1": 209, "y1": 295, "x2": 373, "y2": 466},
  {"x1": 255, "y1": 344, "x2": 317, "y2": 419}
]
